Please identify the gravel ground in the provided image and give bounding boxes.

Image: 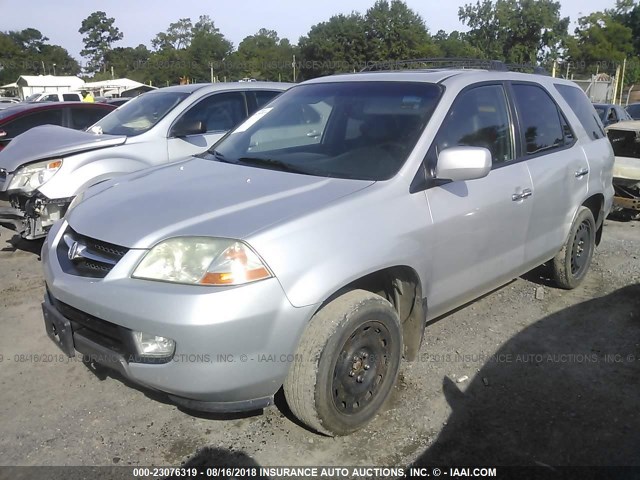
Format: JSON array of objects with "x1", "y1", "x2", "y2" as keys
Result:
[{"x1": 0, "y1": 218, "x2": 638, "y2": 473}]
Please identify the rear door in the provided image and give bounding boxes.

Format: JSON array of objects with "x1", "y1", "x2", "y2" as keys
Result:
[
  {"x1": 509, "y1": 83, "x2": 587, "y2": 267},
  {"x1": 425, "y1": 83, "x2": 533, "y2": 313},
  {"x1": 166, "y1": 91, "x2": 247, "y2": 161}
]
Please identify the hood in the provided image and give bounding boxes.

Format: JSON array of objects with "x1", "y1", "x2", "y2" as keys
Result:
[
  {"x1": 68, "y1": 158, "x2": 374, "y2": 248},
  {"x1": 606, "y1": 120, "x2": 640, "y2": 132},
  {"x1": 0, "y1": 125, "x2": 126, "y2": 172}
]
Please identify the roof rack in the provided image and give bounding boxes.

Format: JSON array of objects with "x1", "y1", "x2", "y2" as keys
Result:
[{"x1": 360, "y1": 58, "x2": 548, "y2": 75}]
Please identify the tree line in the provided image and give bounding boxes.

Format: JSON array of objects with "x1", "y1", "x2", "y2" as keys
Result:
[{"x1": 1, "y1": 0, "x2": 640, "y2": 87}]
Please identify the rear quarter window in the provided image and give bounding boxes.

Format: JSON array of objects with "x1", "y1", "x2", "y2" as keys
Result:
[{"x1": 554, "y1": 84, "x2": 605, "y2": 140}]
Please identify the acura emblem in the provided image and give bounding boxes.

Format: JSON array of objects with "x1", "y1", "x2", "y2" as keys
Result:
[{"x1": 67, "y1": 241, "x2": 85, "y2": 261}]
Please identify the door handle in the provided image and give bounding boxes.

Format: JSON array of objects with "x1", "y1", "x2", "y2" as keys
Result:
[
  {"x1": 512, "y1": 188, "x2": 533, "y2": 201},
  {"x1": 575, "y1": 167, "x2": 589, "y2": 178}
]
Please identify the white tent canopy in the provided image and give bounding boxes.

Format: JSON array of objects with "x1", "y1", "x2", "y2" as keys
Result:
[{"x1": 83, "y1": 78, "x2": 156, "y2": 97}]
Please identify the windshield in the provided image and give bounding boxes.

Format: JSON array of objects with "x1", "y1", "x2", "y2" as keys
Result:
[
  {"x1": 209, "y1": 82, "x2": 441, "y2": 181},
  {"x1": 24, "y1": 93, "x2": 40, "y2": 102},
  {"x1": 593, "y1": 105, "x2": 606, "y2": 121},
  {"x1": 90, "y1": 91, "x2": 189, "y2": 136},
  {"x1": 627, "y1": 104, "x2": 640, "y2": 120}
]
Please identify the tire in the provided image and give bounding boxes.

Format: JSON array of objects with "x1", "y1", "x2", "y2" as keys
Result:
[
  {"x1": 551, "y1": 206, "x2": 596, "y2": 289},
  {"x1": 284, "y1": 289, "x2": 402, "y2": 436}
]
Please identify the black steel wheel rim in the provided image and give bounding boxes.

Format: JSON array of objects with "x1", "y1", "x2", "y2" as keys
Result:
[
  {"x1": 570, "y1": 220, "x2": 592, "y2": 276},
  {"x1": 332, "y1": 321, "x2": 392, "y2": 415}
]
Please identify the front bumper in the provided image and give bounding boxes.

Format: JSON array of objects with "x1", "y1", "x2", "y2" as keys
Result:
[{"x1": 42, "y1": 221, "x2": 318, "y2": 411}]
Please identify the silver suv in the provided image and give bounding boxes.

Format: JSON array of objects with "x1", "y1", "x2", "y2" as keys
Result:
[{"x1": 41, "y1": 68, "x2": 614, "y2": 436}]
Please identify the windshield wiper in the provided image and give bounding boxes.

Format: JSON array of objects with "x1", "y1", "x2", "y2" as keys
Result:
[{"x1": 236, "y1": 157, "x2": 310, "y2": 174}]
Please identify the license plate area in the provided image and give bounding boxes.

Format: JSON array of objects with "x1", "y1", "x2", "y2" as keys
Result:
[{"x1": 42, "y1": 301, "x2": 75, "y2": 357}]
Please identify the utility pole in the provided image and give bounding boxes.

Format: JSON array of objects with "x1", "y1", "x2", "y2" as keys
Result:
[
  {"x1": 53, "y1": 63, "x2": 57, "y2": 75},
  {"x1": 292, "y1": 55, "x2": 296, "y2": 83},
  {"x1": 619, "y1": 58, "x2": 627, "y2": 105},
  {"x1": 210, "y1": 63, "x2": 214, "y2": 83}
]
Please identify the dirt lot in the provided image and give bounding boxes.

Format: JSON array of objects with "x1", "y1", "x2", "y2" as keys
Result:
[{"x1": 0, "y1": 218, "x2": 639, "y2": 473}]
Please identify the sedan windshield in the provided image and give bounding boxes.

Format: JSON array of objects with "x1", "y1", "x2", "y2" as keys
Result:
[
  {"x1": 90, "y1": 91, "x2": 189, "y2": 136},
  {"x1": 209, "y1": 81, "x2": 442, "y2": 181}
]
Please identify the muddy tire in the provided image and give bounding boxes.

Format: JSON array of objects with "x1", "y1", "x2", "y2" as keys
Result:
[
  {"x1": 284, "y1": 289, "x2": 402, "y2": 436},
  {"x1": 551, "y1": 206, "x2": 596, "y2": 289}
]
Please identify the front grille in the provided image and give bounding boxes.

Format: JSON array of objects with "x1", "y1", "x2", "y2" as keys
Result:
[
  {"x1": 57, "y1": 227, "x2": 129, "y2": 278},
  {"x1": 607, "y1": 129, "x2": 640, "y2": 158}
]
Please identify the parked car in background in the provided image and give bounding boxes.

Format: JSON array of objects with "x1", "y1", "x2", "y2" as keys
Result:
[
  {"x1": 24, "y1": 92, "x2": 84, "y2": 103},
  {"x1": 0, "y1": 102, "x2": 116, "y2": 152},
  {"x1": 593, "y1": 103, "x2": 632, "y2": 127},
  {"x1": 0, "y1": 97, "x2": 21, "y2": 110},
  {"x1": 40, "y1": 69, "x2": 613, "y2": 436},
  {"x1": 626, "y1": 103, "x2": 640, "y2": 120},
  {"x1": 605, "y1": 120, "x2": 640, "y2": 219},
  {"x1": 0, "y1": 82, "x2": 291, "y2": 239}
]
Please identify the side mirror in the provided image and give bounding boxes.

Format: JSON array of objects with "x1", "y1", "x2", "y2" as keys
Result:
[
  {"x1": 171, "y1": 120, "x2": 206, "y2": 138},
  {"x1": 436, "y1": 146, "x2": 492, "y2": 182}
]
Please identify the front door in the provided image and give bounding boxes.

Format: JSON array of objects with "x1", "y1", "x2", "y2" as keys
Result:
[
  {"x1": 424, "y1": 84, "x2": 533, "y2": 315},
  {"x1": 167, "y1": 92, "x2": 247, "y2": 161}
]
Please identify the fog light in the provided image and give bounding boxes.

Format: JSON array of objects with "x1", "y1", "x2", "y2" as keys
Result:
[{"x1": 132, "y1": 331, "x2": 175, "y2": 358}]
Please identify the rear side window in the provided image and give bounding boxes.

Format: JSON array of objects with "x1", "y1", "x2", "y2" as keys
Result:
[
  {"x1": 63, "y1": 93, "x2": 80, "y2": 101},
  {"x1": 555, "y1": 84, "x2": 605, "y2": 140},
  {"x1": 70, "y1": 106, "x2": 110, "y2": 130},
  {"x1": 254, "y1": 90, "x2": 281, "y2": 109},
  {"x1": 1, "y1": 109, "x2": 64, "y2": 139},
  {"x1": 512, "y1": 84, "x2": 567, "y2": 155}
]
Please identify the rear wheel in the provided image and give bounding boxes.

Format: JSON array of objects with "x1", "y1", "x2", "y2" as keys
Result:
[
  {"x1": 551, "y1": 206, "x2": 596, "y2": 289},
  {"x1": 284, "y1": 290, "x2": 402, "y2": 436}
]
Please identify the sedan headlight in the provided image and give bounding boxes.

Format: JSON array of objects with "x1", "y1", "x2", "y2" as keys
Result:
[
  {"x1": 132, "y1": 237, "x2": 272, "y2": 286},
  {"x1": 8, "y1": 159, "x2": 63, "y2": 193}
]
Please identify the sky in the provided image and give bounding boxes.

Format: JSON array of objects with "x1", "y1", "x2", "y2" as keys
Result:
[{"x1": 0, "y1": 0, "x2": 617, "y2": 64}]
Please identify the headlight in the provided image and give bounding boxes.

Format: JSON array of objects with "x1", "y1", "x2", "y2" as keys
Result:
[
  {"x1": 132, "y1": 237, "x2": 272, "y2": 286},
  {"x1": 8, "y1": 159, "x2": 63, "y2": 193}
]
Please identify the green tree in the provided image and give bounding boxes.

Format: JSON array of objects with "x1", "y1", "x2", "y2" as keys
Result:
[
  {"x1": 104, "y1": 44, "x2": 151, "y2": 81},
  {"x1": 0, "y1": 29, "x2": 80, "y2": 84},
  {"x1": 566, "y1": 12, "x2": 633, "y2": 70},
  {"x1": 79, "y1": 11, "x2": 124, "y2": 74},
  {"x1": 186, "y1": 15, "x2": 233, "y2": 83},
  {"x1": 230, "y1": 29, "x2": 296, "y2": 81},
  {"x1": 363, "y1": 0, "x2": 437, "y2": 61},
  {"x1": 459, "y1": 0, "x2": 569, "y2": 63},
  {"x1": 298, "y1": 13, "x2": 368, "y2": 78},
  {"x1": 151, "y1": 18, "x2": 193, "y2": 51},
  {"x1": 432, "y1": 30, "x2": 485, "y2": 58}
]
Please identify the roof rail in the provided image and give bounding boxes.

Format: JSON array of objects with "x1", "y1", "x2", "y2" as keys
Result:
[{"x1": 360, "y1": 58, "x2": 548, "y2": 75}]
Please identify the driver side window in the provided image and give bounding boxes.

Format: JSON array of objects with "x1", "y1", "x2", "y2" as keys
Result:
[
  {"x1": 436, "y1": 85, "x2": 513, "y2": 164},
  {"x1": 176, "y1": 92, "x2": 246, "y2": 134}
]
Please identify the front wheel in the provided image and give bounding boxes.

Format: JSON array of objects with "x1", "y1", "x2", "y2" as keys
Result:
[
  {"x1": 284, "y1": 290, "x2": 402, "y2": 436},
  {"x1": 551, "y1": 206, "x2": 596, "y2": 289}
]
